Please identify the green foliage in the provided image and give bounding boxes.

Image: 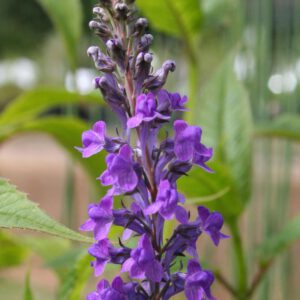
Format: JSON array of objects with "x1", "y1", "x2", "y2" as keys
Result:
[
  {"x1": 23, "y1": 272, "x2": 35, "y2": 300},
  {"x1": 0, "y1": 178, "x2": 92, "y2": 243},
  {"x1": 136, "y1": 0, "x2": 202, "y2": 39},
  {"x1": 0, "y1": 88, "x2": 100, "y2": 127},
  {"x1": 0, "y1": 231, "x2": 28, "y2": 269},
  {"x1": 36, "y1": 0, "x2": 83, "y2": 69},
  {"x1": 179, "y1": 162, "x2": 243, "y2": 217},
  {"x1": 58, "y1": 252, "x2": 92, "y2": 300},
  {"x1": 256, "y1": 215, "x2": 300, "y2": 265},
  {"x1": 255, "y1": 114, "x2": 300, "y2": 142},
  {"x1": 189, "y1": 55, "x2": 252, "y2": 218}
]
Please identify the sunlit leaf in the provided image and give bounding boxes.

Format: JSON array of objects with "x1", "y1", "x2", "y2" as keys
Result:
[
  {"x1": 256, "y1": 215, "x2": 300, "y2": 265},
  {"x1": 136, "y1": 0, "x2": 202, "y2": 38},
  {"x1": 0, "y1": 230, "x2": 28, "y2": 269},
  {"x1": 36, "y1": 0, "x2": 82, "y2": 69},
  {"x1": 0, "y1": 178, "x2": 93, "y2": 243}
]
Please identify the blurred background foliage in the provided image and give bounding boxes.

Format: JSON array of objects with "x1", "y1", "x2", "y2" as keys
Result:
[{"x1": 0, "y1": 0, "x2": 299, "y2": 299}]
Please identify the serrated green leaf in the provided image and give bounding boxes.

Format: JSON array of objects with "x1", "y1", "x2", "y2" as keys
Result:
[
  {"x1": 0, "y1": 178, "x2": 93, "y2": 243},
  {"x1": 190, "y1": 54, "x2": 253, "y2": 217},
  {"x1": 0, "y1": 88, "x2": 101, "y2": 127},
  {"x1": 23, "y1": 271, "x2": 35, "y2": 300},
  {"x1": 255, "y1": 114, "x2": 300, "y2": 141},
  {"x1": 256, "y1": 215, "x2": 300, "y2": 265},
  {"x1": 36, "y1": 0, "x2": 82, "y2": 69},
  {"x1": 58, "y1": 252, "x2": 92, "y2": 300}
]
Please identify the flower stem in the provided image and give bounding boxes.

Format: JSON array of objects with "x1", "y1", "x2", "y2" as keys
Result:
[{"x1": 229, "y1": 219, "x2": 248, "y2": 300}]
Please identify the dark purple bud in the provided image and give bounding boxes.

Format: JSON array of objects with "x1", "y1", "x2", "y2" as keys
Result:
[
  {"x1": 134, "y1": 52, "x2": 153, "y2": 93},
  {"x1": 143, "y1": 60, "x2": 176, "y2": 91},
  {"x1": 95, "y1": 74, "x2": 126, "y2": 104},
  {"x1": 93, "y1": 7, "x2": 110, "y2": 22},
  {"x1": 134, "y1": 18, "x2": 148, "y2": 36},
  {"x1": 106, "y1": 39, "x2": 126, "y2": 70},
  {"x1": 137, "y1": 34, "x2": 153, "y2": 52},
  {"x1": 114, "y1": 3, "x2": 129, "y2": 20},
  {"x1": 87, "y1": 46, "x2": 116, "y2": 72},
  {"x1": 89, "y1": 21, "x2": 111, "y2": 41}
]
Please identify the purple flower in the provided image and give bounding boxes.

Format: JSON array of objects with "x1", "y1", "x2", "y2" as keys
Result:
[
  {"x1": 174, "y1": 120, "x2": 213, "y2": 172},
  {"x1": 197, "y1": 206, "x2": 229, "y2": 246},
  {"x1": 185, "y1": 260, "x2": 216, "y2": 300},
  {"x1": 87, "y1": 276, "x2": 142, "y2": 300},
  {"x1": 99, "y1": 145, "x2": 138, "y2": 195},
  {"x1": 127, "y1": 93, "x2": 169, "y2": 128},
  {"x1": 122, "y1": 234, "x2": 163, "y2": 282},
  {"x1": 88, "y1": 239, "x2": 131, "y2": 276},
  {"x1": 76, "y1": 121, "x2": 106, "y2": 158},
  {"x1": 80, "y1": 196, "x2": 113, "y2": 241},
  {"x1": 169, "y1": 92, "x2": 187, "y2": 111},
  {"x1": 144, "y1": 180, "x2": 188, "y2": 223}
]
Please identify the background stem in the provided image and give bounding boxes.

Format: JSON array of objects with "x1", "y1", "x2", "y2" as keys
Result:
[{"x1": 229, "y1": 219, "x2": 248, "y2": 299}]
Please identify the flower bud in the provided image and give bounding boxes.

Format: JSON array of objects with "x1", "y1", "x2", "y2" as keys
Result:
[
  {"x1": 89, "y1": 20, "x2": 111, "y2": 41},
  {"x1": 87, "y1": 46, "x2": 116, "y2": 72},
  {"x1": 137, "y1": 34, "x2": 153, "y2": 52},
  {"x1": 106, "y1": 39, "x2": 126, "y2": 70},
  {"x1": 98, "y1": 0, "x2": 112, "y2": 8},
  {"x1": 134, "y1": 18, "x2": 148, "y2": 36},
  {"x1": 114, "y1": 3, "x2": 129, "y2": 20}
]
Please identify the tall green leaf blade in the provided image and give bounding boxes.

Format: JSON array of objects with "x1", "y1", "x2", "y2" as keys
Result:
[
  {"x1": 255, "y1": 114, "x2": 300, "y2": 141},
  {"x1": 23, "y1": 272, "x2": 35, "y2": 300},
  {"x1": 58, "y1": 252, "x2": 92, "y2": 300},
  {"x1": 256, "y1": 215, "x2": 300, "y2": 265},
  {"x1": 0, "y1": 178, "x2": 93, "y2": 243},
  {"x1": 36, "y1": 0, "x2": 82, "y2": 69},
  {"x1": 136, "y1": 0, "x2": 202, "y2": 38},
  {"x1": 0, "y1": 88, "x2": 101, "y2": 126},
  {"x1": 192, "y1": 55, "x2": 253, "y2": 215}
]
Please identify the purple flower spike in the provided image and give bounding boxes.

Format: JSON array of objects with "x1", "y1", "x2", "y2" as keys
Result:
[
  {"x1": 80, "y1": 195, "x2": 113, "y2": 241},
  {"x1": 127, "y1": 93, "x2": 169, "y2": 128},
  {"x1": 197, "y1": 206, "x2": 229, "y2": 246},
  {"x1": 99, "y1": 144, "x2": 138, "y2": 195},
  {"x1": 122, "y1": 234, "x2": 163, "y2": 282},
  {"x1": 185, "y1": 260, "x2": 216, "y2": 300},
  {"x1": 144, "y1": 180, "x2": 188, "y2": 223},
  {"x1": 174, "y1": 120, "x2": 213, "y2": 172},
  {"x1": 76, "y1": 121, "x2": 106, "y2": 158}
]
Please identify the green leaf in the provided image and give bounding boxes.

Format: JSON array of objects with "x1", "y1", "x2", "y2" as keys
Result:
[
  {"x1": 23, "y1": 271, "x2": 35, "y2": 300},
  {"x1": 0, "y1": 231, "x2": 28, "y2": 269},
  {"x1": 178, "y1": 162, "x2": 243, "y2": 218},
  {"x1": 255, "y1": 114, "x2": 300, "y2": 141},
  {"x1": 58, "y1": 252, "x2": 92, "y2": 300},
  {"x1": 189, "y1": 54, "x2": 253, "y2": 217},
  {"x1": 136, "y1": 0, "x2": 202, "y2": 38},
  {"x1": 256, "y1": 215, "x2": 300, "y2": 265},
  {"x1": 36, "y1": 0, "x2": 82, "y2": 69},
  {"x1": 0, "y1": 88, "x2": 101, "y2": 127},
  {"x1": 0, "y1": 177, "x2": 93, "y2": 243}
]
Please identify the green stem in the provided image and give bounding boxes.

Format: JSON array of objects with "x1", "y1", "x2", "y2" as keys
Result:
[{"x1": 229, "y1": 219, "x2": 248, "y2": 299}]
